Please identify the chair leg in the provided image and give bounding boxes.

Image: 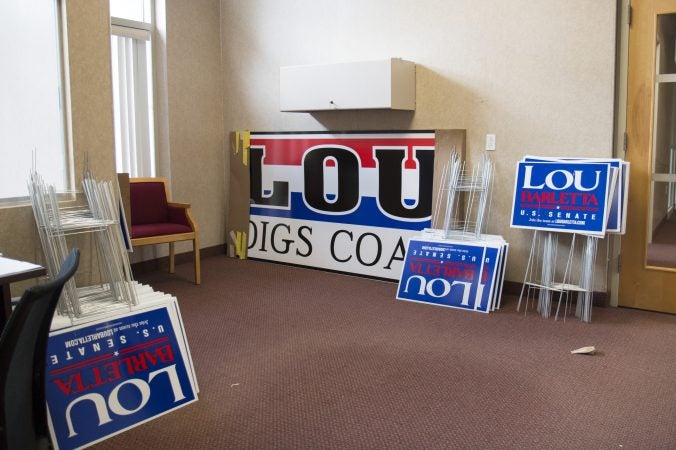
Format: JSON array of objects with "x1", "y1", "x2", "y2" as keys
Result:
[
  {"x1": 194, "y1": 237, "x2": 201, "y2": 285},
  {"x1": 169, "y1": 242, "x2": 175, "y2": 273}
]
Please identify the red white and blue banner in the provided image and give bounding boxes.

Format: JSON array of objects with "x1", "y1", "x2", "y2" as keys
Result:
[
  {"x1": 46, "y1": 302, "x2": 197, "y2": 449},
  {"x1": 396, "y1": 234, "x2": 508, "y2": 313},
  {"x1": 248, "y1": 131, "x2": 435, "y2": 279},
  {"x1": 510, "y1": 157, "x2": 625, "y2": 236}
]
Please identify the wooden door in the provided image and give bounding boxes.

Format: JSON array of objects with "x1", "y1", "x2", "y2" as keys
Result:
[{"x1": 620, "y1": 0, "x2": 676, "y2": 312}]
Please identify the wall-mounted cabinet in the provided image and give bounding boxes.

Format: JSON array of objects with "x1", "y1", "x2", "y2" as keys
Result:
[{"x1": 280, "y1": 58, "x2": 415, "y2": 112}]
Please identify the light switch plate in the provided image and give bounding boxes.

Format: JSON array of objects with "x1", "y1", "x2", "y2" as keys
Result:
[{"x1": 485, "y1": 134, "x2": 496, "y2": 151}]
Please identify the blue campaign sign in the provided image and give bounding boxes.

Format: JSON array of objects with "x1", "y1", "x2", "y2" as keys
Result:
[
  {"x1": 46, "y1": 306, "x2": 197, "y2": 450},
  {"x1": 397, "y1": 238, "x2": 491, "y2": 313},
  {"x1": 522, "y1": 156, "x2": 626, "y2": 233},
  {"x1": 492, "y1": 243, "x2": 509, "y2": 310},
  {"x1": 510, "y1": 161, "x2": 611, "y2": 235},
  {"x1": 478, "y1": 246, "x2": 499, "y2": 311}
]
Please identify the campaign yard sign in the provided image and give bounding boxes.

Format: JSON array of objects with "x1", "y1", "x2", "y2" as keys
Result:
[
  {"x1": 520, "y1": 156, "x2": 629, "y2": 234},
  {"x1": 248, "y1": 131, "x2": 435, "y2": 280},
  {"x1": 396, "y1": 236, "x2": 507, "y2": 313},
  {"x1": 510, "y1": 160, "x2": 616, "y2": 236},
  {"x1": 46, "y1": 305, "x2": 197, "y2": 449}
]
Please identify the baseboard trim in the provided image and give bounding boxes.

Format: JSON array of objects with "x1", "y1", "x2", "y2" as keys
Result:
[
  {"x1": 131, "y1": 244, "x2": 226, "y2": 275},
  {"x1": 131, "y1": 251, "x2": 608, "y2": 307}
]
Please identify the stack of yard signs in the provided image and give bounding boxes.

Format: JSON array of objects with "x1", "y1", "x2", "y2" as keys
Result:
[
  {"x1": 509, "y1": 156, "x2": 630, "y2": 322},
  {"x1": 510, "y1": 156, "x2": 629, "y2": 236},
  {"x1": 46, "y1": 287, "x2": 198, "y2": 450},
  {"x1": 396, "y1": 230, "x2": 508, "y2": 313},
  {"x1": 396, "y1": 152, "x2": 508, "y2": 314}
]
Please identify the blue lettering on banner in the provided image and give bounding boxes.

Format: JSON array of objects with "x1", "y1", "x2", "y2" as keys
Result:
[{"x1": 46, "y1": 307, "x2": 196, "y2": 449}]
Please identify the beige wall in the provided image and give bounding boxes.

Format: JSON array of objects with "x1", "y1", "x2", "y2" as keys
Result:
[
  {"x1": 164, "y1": 0, "x2": 225, "y2": 252},
  {"x1": 220, "y1": 0, "x2": 617, "y2": 288},
  {"x1": 0, "y1": 0, "x2": 116, "y2": 294},
  {"x1": 64, "y1": 0, "x2": 116, "y2": 183}
]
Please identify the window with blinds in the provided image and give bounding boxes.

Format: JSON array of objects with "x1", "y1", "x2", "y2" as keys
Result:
[{"x1": 110, "y1": 0, "x2": 156, "y2": 178}]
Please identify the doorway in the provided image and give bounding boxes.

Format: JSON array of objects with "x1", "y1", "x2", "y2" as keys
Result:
[{"x1": 619, "y1": 0, "x2": 676, "y2": 312}]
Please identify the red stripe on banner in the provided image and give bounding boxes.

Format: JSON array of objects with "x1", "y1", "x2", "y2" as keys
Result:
[
  {"x1": 405, "y1": 146, "x2": 418, "y2": 169},
  {"x1": 250, "y1": 138, "x2": 435, "y2": 168}
]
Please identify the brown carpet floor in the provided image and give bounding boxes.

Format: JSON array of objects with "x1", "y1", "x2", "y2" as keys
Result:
[
  {"x1": 92, "y1": 256, "x2": 676, "y2": 449},
  {"x1": 648, "y1": 215, "x2": 676, "y2": 268},
  {"x1": 653, "y1": 215, "x2": 676, "y2": 245}
]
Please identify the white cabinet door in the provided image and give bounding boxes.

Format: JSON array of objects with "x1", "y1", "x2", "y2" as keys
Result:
[{"x1": 280, "y1": 58, "x2": 415, "y2": 111}]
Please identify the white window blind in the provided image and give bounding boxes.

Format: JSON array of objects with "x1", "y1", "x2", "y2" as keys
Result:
[{"x1": 110, "y1": 18, "x2": 156, "y2": 178}]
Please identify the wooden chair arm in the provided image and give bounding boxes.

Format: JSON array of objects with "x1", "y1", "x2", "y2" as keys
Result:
[
  {"x1": 185, "y1": 208, "x2": 198, "y2": 232},
  {"x1": 167, "y1": 202, "x2": 191, "y2": 209},
  {"x1": 167, "y1": 203, "x2": 198, "y2": 232}
]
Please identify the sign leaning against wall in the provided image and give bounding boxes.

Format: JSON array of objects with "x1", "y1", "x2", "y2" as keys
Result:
[
  {"x1": 46, "y1": 303, "x2": 198, "y2": 449},
  {"x1": 248, "y1": 131, "x2": 436, "y2": 280}
]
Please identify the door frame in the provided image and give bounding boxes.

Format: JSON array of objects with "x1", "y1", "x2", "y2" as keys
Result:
[
  {"x1": 609, "y1": 0, "x2": 631, "y2": 307},
  {"x1": 617, "y1": 0, "x2": 676, "y2": 312}
]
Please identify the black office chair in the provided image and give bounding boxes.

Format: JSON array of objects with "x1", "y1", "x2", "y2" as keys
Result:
[{"x1": 0, "y1": 249, "x2": 80, "y2": 450}]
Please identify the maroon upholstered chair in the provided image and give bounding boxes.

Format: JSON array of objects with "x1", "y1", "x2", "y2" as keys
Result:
[{"x1": 129, "y1": 177, "x2": 201, "y2": 284}]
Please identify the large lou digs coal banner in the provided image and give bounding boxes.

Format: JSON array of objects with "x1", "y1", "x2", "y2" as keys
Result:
[{"x1": 248, "y1": 131, "x2": 435, "y2": 279}]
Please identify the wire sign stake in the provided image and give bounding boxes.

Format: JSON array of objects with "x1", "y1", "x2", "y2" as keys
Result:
[{"x1": 28, "y1": 166, "x2": 138, "y2": 322}]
